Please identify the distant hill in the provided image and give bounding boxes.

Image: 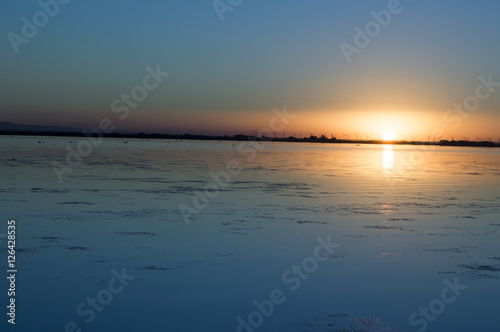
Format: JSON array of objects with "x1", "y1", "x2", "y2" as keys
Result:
[{"x1": 0, "y1": 122, "x2": 81, "y2": 132}]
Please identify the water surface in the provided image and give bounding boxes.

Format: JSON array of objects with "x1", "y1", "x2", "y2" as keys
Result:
[{"x1": 1, "y1": 136, "x2": 499, "y2": 331}]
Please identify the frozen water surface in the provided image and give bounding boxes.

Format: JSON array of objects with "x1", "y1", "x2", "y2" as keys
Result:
[{"x1": 0, "y1": 136, "x2": 499, "y2": 331}]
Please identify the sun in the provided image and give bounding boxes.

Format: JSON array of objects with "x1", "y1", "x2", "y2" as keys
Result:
[{"x1": 383, "y1": 131, "x2": 396, "y2": 141}]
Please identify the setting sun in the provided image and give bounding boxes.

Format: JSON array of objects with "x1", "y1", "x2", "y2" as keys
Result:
[{"x1": 383, "y1": 131, "x2": 396, "y2": 141}]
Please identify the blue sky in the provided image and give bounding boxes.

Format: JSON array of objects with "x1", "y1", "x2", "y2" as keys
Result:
[{"x1": 1, "y1": 0, "x2": 499, "y2": 139}]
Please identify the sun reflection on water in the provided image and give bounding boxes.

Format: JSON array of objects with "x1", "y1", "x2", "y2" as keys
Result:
[{"x1": 383, "y1": 144, "x2": 394, "y2": 169}]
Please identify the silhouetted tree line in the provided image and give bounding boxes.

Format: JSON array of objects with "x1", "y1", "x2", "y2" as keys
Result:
[{"x1": 1, "y1": 130, "x2": 499, "y2": 147}]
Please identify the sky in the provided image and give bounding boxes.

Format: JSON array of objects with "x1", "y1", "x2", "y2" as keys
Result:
[{"x1": 1, "y1": 0, "x2": 500, "y2": 140}]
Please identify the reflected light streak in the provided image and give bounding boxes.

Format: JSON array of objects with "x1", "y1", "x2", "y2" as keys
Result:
[{"x1": 383, "y1": 144, "x2": 394, "y2": 169}]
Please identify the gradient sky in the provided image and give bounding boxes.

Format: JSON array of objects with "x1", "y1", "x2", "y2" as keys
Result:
[{"x1": 1, "y1": 0, "x2": 499, "y2": 140}]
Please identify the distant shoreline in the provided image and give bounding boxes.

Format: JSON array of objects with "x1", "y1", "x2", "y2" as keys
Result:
[{"x1": 1, "y1": 130, "x2": 499, "y2": 148}]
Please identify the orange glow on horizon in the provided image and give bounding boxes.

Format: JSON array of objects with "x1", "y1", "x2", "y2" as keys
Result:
[{"x1": 113, "y1": 107, "x2": 500, "y2": 142}]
